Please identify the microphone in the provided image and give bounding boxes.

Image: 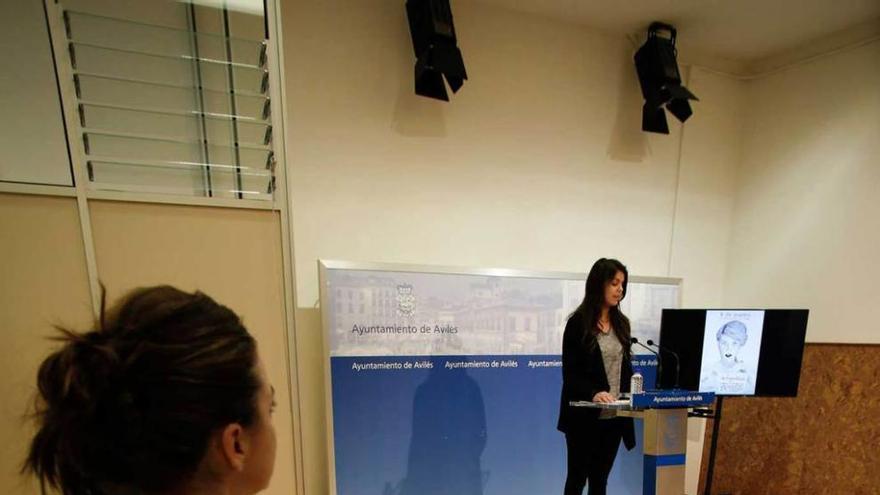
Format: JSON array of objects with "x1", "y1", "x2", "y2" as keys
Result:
[
  {"x1": 631, "y1": 337, "x2": 662, "y2": 389},
  {"x1": 647, "y1": 339, "x2": 680, "y2": 389}
]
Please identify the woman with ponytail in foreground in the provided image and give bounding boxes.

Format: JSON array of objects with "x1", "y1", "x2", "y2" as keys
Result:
[{"x1": 24, "y1": 286, "x2": 277, "y2": 495}]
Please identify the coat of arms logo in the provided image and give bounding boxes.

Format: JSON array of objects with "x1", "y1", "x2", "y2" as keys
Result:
[{"x1": 396, "y1": 284, "x2": 416, "y2": 317}]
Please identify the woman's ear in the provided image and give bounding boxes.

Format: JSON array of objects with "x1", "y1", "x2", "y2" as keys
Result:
[{"x1": 220, "y1": 423, "x2": 249, "y2": 471}]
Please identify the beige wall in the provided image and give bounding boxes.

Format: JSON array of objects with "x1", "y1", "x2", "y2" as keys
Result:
[
  {"x1": 281, "y1": 1, "x2": 745, "y2": 493},
  {"x1": 724, "y1": 40, "x2": 880, "y2": 343},
  {"x1": 0, "y1": 194, "x2": 93, "y2": 493},
  {"x1": 667, "y1": 66, "x2": 747, "y2": 490},
  {"x1": 285, "y1": 0, "x2": 683, "y2": 308},
  {"x1": 670, "y1": 67, "x2": 746, "y2": 308},
  {"x1": 0, "y1": 196, "x2": 298, "y2": 494},
  {"x1": 88, "y1": 200, "x2": 297, "y2": 495}
]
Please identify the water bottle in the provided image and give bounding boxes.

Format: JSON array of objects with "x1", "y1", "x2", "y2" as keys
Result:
[{"x1": 630, "y1": 372, "x2": 644, "y2": 395}]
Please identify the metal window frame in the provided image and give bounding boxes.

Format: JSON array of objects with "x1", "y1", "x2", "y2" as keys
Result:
[{"x1": 8, "y1": 4, "x2": 307, "y2": 495}]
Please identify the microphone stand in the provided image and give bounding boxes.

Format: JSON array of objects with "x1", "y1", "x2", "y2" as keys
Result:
[{"x1": 647, "y1": 339, "x2": 681, "y2": 389}]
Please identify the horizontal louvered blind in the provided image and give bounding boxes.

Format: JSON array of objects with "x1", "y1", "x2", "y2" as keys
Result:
[{"x1": 61, "y1": 0, "x2": 275, "y2": 200}]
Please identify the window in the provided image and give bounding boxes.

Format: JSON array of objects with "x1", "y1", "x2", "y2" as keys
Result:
[{"x1": 58, "y1": 0, "x2": 276, "y2": 199}]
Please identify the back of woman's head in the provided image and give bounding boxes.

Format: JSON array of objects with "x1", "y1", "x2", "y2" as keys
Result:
[{"x1": 25, "y1": 285, "x2": 260, "y2": 494}]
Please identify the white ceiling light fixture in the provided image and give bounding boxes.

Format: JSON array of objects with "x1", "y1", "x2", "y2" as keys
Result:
[{"x1": 179, "y1": 0, "x2": 264, "y2": 16}]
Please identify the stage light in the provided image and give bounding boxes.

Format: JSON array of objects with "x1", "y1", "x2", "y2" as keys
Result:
[
  {"x1": 666, "y1": 98, "x2": 693, "y2": 122},
  {"x1": 634, "y1": 22, "x2": 698, "y2": 134},
  {"x1": 406, "y1": 0, "x2": 467, "y2": 101},
  {"x1": 642, "y1": 103, "x2": 669, "y2": 135}
]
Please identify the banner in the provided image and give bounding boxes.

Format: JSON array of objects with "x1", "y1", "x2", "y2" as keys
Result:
[{"x1": 320, "y1": 261, "x2": 680, "y2": 495}]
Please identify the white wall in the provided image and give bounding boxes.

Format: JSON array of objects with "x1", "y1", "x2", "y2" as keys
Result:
[
  {"x1": 670, "y1": 67, "x2": 745, "y2": 308},
  {"x1": 668, "y1": 65, "x2": 747, "y2": 490},
  {"x1": 286, "y1": 0, "x2": 697, "y2": 307},
  {"x1": 724, "y1": 40, "x2": 880, "y2": 343},
  {"x1": 282, "y1": 1, "x2": 745, "y2": 493},
  {"x1": 0, "y1": 0, "x2": 72, "y2": 186}
]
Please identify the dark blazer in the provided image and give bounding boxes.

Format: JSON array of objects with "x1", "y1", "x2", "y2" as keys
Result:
[{"x1": 557, "y1": 311, "x2": 636, "y2": 450}]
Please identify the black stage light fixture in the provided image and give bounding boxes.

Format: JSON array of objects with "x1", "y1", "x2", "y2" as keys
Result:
[
  {"x1": 642, "y1": 103, "x2": 669, "y2": 134},
  {"x1": 406, "y1": 0, "x2": 467, "y2": 101},
  {"x1": 634, "y1": 22, "x2": 698, "y2": 134}
]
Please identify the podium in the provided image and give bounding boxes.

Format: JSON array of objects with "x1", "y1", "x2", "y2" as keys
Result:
[{"x1": 570, "y1": 390, "x2": 714, "y2": 495}]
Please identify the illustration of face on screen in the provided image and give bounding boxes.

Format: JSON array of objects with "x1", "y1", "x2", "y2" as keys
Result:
[
  {"x1": 717, "y1": 321, "x2": 746, "y2": 367},
  {"x1": 699, "y1": 311, "x2": 765, "y2": 395}
]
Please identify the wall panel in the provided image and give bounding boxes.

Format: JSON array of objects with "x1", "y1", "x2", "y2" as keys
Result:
[
  {"x1": 699, "y1": 343, "x2": 880, "y2": 494},
  {"x1": 88, "y1": 200, "x2": 297, "y2": 495},
  {"x1": 0, "y1": 194, "x2": 93, "y2": 493}
]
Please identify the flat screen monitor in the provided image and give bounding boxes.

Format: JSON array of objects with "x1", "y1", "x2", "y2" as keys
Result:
[{"x1": 658, "y1": 309, "x2": 808, "y2": 397}]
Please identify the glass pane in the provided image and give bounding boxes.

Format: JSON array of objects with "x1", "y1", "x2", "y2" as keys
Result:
[{"x1": 62, "y1": 0, "x2": 273, "y2": 200}]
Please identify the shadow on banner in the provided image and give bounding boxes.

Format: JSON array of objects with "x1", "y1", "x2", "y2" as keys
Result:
[{"x1": 384, "y1": 365, "x2": 488, "y2": 495}]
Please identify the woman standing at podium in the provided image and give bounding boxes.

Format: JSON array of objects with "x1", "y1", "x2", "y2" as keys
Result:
[{"x1": 557, "y1": 258, "x2": 636, "y2": 495}]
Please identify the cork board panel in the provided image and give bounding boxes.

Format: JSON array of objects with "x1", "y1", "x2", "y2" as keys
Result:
[{"x1": 698, "y1": 343, "x2": 880, "y2": 494}]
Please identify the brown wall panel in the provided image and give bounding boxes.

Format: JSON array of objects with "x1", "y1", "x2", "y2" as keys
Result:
[
  {"x1": 699, "y1": 344, "x2": 880, "y2": 494},
  {"x1": 88, "y1": 200, "x2": 297, "y2": 495},
  {"x1": 0, "y1": 194, "x2": 93, "y2": 493}
]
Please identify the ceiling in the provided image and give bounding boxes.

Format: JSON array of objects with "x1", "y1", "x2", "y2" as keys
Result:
[{"x1": 473, "y1": 0, "x2": 880, "y2": 73}]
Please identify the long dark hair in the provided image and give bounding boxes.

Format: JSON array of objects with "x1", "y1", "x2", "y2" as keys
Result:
[
  {"x1": 570, "y1": 258, "x2": 632, "y2": 358},
  {"x1": 24, "y1": 286, "x2": 260, "y2": 495}
]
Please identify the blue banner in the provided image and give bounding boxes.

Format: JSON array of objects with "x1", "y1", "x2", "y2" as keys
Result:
[{"x1": 320, "y1": 263, "x2": 680, "y2": 495}]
